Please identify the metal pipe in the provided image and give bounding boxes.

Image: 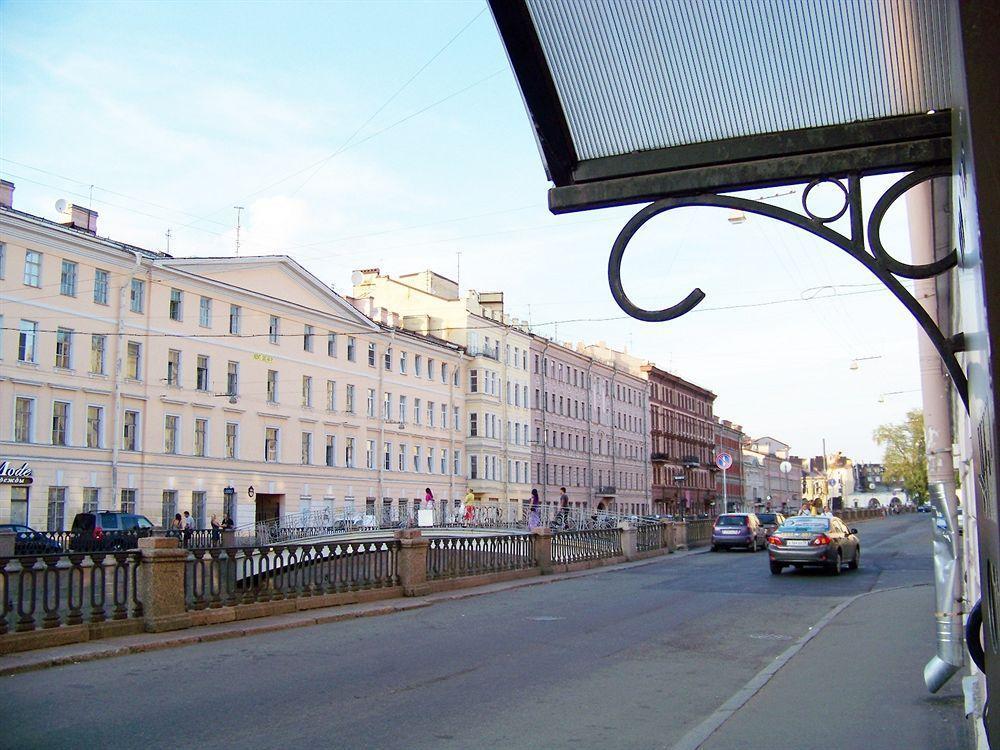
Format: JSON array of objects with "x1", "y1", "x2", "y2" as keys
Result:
[{"x1": 924, "y1": 481, "x2": 964, "y2": 692}]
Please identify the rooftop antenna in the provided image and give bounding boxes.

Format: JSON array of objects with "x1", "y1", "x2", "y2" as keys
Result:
[
  {"x1": 165, "y1": 228, "x2": 172, "y2": 253},
  {"x1": 233, "y1": 206, "x2": 244, "y2": 257},
  {"x1": 456, "y1": 251, "x2": 462, "y2": 291}
]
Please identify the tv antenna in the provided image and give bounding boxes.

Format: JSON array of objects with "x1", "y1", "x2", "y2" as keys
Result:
[
  {"x1": 165, "y1": 228, "x2": 172, "y2": 253},
  {"x1": 234, "y1": 206, "x2": 245, "y2": 256}
]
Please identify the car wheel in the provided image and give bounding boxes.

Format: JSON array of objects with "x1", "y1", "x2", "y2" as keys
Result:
[
  {"x1": 770, "y1": 561, "x2": 783, "y2": 575},
  {"x1": 749, "y1": 538, "x2": 758, "y2": 553},
  {"x1": 711, "y1": 545, "x2": 719, "y2": 552},
  {"x1": 830, "y1": 551, "x2": 842, "y2": 575},
  {"x1": 848, "y1": 547, "x2": 860, "y2": 570}
]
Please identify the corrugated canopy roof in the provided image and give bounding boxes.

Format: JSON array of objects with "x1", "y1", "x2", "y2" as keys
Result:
[{"x1": 489, "y1": 0, "x2": 953, "y2": 212}]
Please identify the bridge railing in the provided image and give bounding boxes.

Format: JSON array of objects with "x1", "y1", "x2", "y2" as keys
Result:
[
  {"x1": 426, "y1": 534, "x2": 536, "y2": 580},
  {"x1": 551, "y1": 528, "x2": 623, "y2": 565}
]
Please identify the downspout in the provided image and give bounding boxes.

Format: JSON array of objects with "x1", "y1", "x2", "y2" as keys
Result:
[
  {"x1": 642, "y1": 382, "x2": 650, "y2": 512},
  {"x1": 610, "y1": 365, "x2": 618, "y2": 512},
  {"x1": 501, "y1": 329, "x2": 509, "y2": 512},
  {"x1": 109, "y1": 252, "x2": 139, "y2": 510},
  {"x1": 540, "y1": 339, "x2": 549, "y2": 503},
  {"x1": 448, "y1": 346, "x2": 456, "y2": 519},
  {"x1": 586, "y1": 359, "x2": 593, "y2": 511},
  {"x1": 908, "y1": 180, "x2": 964, "y2": 692}
]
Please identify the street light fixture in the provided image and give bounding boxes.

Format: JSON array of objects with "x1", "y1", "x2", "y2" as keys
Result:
[{"x1": 850, "y1": 355, "x2": 883, "y2": 370}]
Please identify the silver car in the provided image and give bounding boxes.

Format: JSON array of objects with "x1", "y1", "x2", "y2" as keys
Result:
[{"x1": 766, "y1": 515, "x2": 860, "y2": 575}]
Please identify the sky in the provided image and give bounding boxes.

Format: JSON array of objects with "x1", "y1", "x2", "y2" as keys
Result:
[{"x1": 0, "y1": 0, "x2": 926, "y2": 462}]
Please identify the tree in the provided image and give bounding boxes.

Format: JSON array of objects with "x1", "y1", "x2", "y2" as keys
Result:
[{"x1": 873, "y1": 409, "x2": 928, "y2": 503}]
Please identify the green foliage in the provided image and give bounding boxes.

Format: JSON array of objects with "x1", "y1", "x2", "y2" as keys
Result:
[{"x1": 873, "y1": 409, "x2": 928, "y2": 503}]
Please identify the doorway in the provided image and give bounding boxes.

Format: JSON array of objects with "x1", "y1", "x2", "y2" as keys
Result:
[{"x1": 255, "y1": 493, "x2": 282, "y2": 524}]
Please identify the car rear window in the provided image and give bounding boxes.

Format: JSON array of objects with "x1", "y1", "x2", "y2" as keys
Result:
[
  {"x1": 96, "y1": 514, "x2": 121, "y2": 530},
  {"x1": 716, "y1": 515, "x2": 748, "y2": 527},
  {"x1": 779, "y1": 518, "x2": 830, "y2": 532},
  {"x1": 756, "y1": 513, "x2": 778, "y2": 524},
  {"x1": 71, "y1": 514, "x2": 95, "y2": 531}
]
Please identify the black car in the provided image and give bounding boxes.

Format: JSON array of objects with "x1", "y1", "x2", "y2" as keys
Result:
[
  {"x1": 0, "y1": 524, "x2": 64, "y2": 555},
  {"x1": 69, "y1": 511, "x2": 155, "y2": 552},
  {"x1": 754, "y1": 512, "x2": 786, "y2": 536}
]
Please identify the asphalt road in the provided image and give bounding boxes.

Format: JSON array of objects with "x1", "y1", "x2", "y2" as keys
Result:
[{"x1": 0, "y1": 515, "x2": 949, "y2": 750}]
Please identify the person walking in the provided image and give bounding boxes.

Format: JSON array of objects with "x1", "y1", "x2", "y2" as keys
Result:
[
  {"x1": 182, "y1": 510, "x2": 194, "y2": 546},
  {"x1": 210, "y1": 514, "x2": 221, "y2": 544},
  {"x1": 558, "y1": 487, "x2": 570, "y2": 526},
  {"x1": 424, "y1": 487, "x2": 434, "y2": 510},
  {"x1": 464, "y1": 487, "x2": 475, "y2": 524},
  {"x1": 169, "y1": 513, "x2": 183, "y2": 539},
  {"x1": 528, "y1": 488, "x2": 541, "y2": 528}
]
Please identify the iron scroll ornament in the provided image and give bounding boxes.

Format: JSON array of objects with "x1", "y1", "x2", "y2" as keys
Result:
[{"x1": 607, "y1": 169, "x2": 969, "y2": 411}]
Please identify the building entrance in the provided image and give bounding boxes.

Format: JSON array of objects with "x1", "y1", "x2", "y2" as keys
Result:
[{"x1": 255, "y1": 493, "x2": 282, "y2": 524}]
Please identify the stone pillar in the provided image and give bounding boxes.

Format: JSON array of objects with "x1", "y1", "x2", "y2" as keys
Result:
[
  {"x1": 532, "y1": 527, "x2": 554, "y2": 575},
  {"x1": 674, "y1": 522, "x2": 689, "y2": 550},
  {"x1": 396, "y1": 529, "x2": 430, "y2": 596},
  {"x1": 0, "y1": 531, "x2": 15, "y2": 557},
  {"x1": 221, "y1": 529, "x2": 237, "y2": 548},
  {"x1": 662, "y1": 522, "x2": 676, "y2": 553},
  {"x1": 619, "y1": 522, "x2": 638, "y2": 561},
  {"x1": 137, "y1": 536, "x2": 193, "y2": 633}
]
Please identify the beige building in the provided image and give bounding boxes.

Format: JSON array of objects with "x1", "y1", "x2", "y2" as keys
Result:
[
  {"x1": 0, "y1": 189, "x2": 465, "y2": 530},
  {"x1": 352, "y1": 269, "x2": 532, "y2": 514}
]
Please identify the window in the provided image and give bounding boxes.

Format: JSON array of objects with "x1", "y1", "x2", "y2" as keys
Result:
[
  {"x1": 47, "y1": 488, "x2": 66, "y2": 531},
  {"x1": 83, "y1": 487, "x2": 100, "y2": 514},
  {"x1": 367, "y1": 342, "x2": 376, "y2": 367},
  {"x1": 301, "y1": 432, "x2": 312, "y2": 465},
  {"x1": 470, "y1": 454, "x2": 479, "y2": 480},
  {"x1": 164, "y1": 415, "x2": 179, "y2": 454},
  {"x1": 398, "y1": 444, "x2": 407, "y2": 472},
  {"x1": 130, "y1": 278, "x2": 144, "y2": 313},
  {"x1": 169, "y1": 288, "x2": 183, "y2": 321},
  {"x1": 94, "y1": 269, "x2": 109, "y2": 305},
  {"x1": 226, "y1": 361, "x2": 239, "y2": 396},
  {"x1": 427, "y1": 359, "x2": 435, "y2": 380},
  {"x1": 196, "y1": 355, "x2": 209, "y2": 391},
  {"x1": 304, "y1": 324, "x2": 314, "y2": 352},
  {"x1": 327, "y1": 332, "x2": 337, "y2": 357},
  {"x1": 161, "y1": 491, "x2": 178, "y2": 528},
  {"x1": 347, "y1": 336, "x2": 356, "y2": 361},
  {"x1": 267, "y1": 370, "x2": 278, "y2": 403},
  {"x1": 18, "y1": 320, "x2": 38, "y2": 363},
  {"x1": 269, "y1": 315, "x2": 280, "y2": 344},
  {"x1": 325, "y1": 435, "x2": 336, "y2": 467},
  {"x1": 23, "y1": 250, "x2": 41, "y2": 287},
  {"x1": 302, "y1": 375, "x2": 312, "y2": 407},
  {"x1": 428, "y1": 401, "x2": 435, "y2": 427},
  {"x1": 87, "y1": 405, "x2": 103, "y2": 448},
  {"x1": 366, "y1": 439, "x2": 375, "y2": 469},
  {"x1": 51, "y1": 401, "x2": 69, "y2": 445},
  {"x1": 345, "y1": 437, "x2": 356, "y2": 467},
  {"x1": 413, "y1": 445, "x2": 421, "y2": 472},
  {"x1": 120, "y1": 488, "x2": 137, "y2": 514},
  {"x1": 194, "y1": 419, "x2": 207, "y2": 457},
  {"x1": 265, "y1": 427, "x2": 279, "y2": 462},
  {"x1": 55, "y1": 328, "x2": 73, "y2": 369},
  {"x1": 414, "y1": 398, "x2": 422, "y2": 425},
  {"x1": 383, "y1": 391, "x2": 392, "y2": 420},
  {"x1": 454, "y1": 450, "x2": 461, "y2": 476},
  {"x1": 415, "y1": 355, "x2": 423, "y2": 377},
  {"x1": 441, "y1": 403, "x2": 447, "y2": 429},
  {"x1": 0, "y1": 242, "x2": 4, "y2": 278},
  {"x1": 60, "y1": 260, "x2": 77, "y2": 296},
  {"x1": 90, "y1": 335, "x2": 106, "y2": 374},
  {"x1": 441, "y1": 363, "x2": 448, "y2": 383},
  {"x1": 454, "y1": 406, "x2": 460, "y2": 430},
  {"x1": 470, "y1": 413, "x2": 478, "y2": 437},
  {"x1": 346, "y1": 384, "x2": 356, "y2": 413},
  {"x1": 367, "y1": 388, "x2": 376, "y2": 417},
  {"x1": 399, "y1": 351, "x2": 407, "y2": 373},
  {"x1": 166, "y1": 349, "x2": 181, "y2": 386},
  {"x1": 198, "y1": 296, "x2": 211, "y2": 328},
  {"x1": 229, "y1": 304, "x2": 241, "y2": 334},
  {"x1": 326, "y1": 380, "x2": 337, "y2": 411},
  {"x1": 14, "y1": 397, "x2": 34, "y2": 442},
  {"x1": 441, "y1": 449, "x2": 448, "y2": 474},
  {"x1": 470, "y1": 369, "x2": 478, "y2": 392},
  {"x1": 398, "y1": 395, "x2": 408, "y2": 423},
  {"x1": 123, "y1": 410, "x2": 139, "y2": 450},
  {"x1": 383, "y1": 441, "x2": 392, "y2": 471},
  {"x1": 10, "y1": 486, "x2": 29, "y2": 525},
  {"x1": 126, "y1": 341, "x2": 141, "y2": 379},
  {"x1": 192, "y1": 491, "x2": 206, "y2": 529},
  {"x1": 226, "y1": 422, "x2": 238, "y2": 458},
  {"x1": 384, "y1": 347, "x2": 392, "y2": 371}
]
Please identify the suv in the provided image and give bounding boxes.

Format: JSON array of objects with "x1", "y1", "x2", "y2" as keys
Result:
[
  {"x1": 711, "y1": 513, "x2": 767, "y2": 552},
  {"x1": 69, "y1": 511, "x2": 155, "y2": 552},
  {"x1": 754, "y1": 512, "x2": 786, "y2": 536}
]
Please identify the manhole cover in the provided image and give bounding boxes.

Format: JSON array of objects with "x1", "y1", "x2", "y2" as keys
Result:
[
  {"x1": 527, "y1": 616, "x2": 565, "y2": 622},
  {"x1": 749, "y1": 633, "x2": 792, "y2": 640}
]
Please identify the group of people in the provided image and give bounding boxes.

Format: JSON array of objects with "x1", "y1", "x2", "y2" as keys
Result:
[
  {"x1": 168, "y1": 510, "x2": 234, "y2": 545},
  {"x1": 419, "y1": 487, "x2": 573, "y2": 527}
]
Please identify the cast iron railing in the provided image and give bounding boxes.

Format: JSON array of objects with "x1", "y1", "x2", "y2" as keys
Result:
[
  {"x1": 426, "y1": 534, "x2": 536, "y2": 580},
  {"x1": 551, "y1": 529, "x2": 623, "y2": 565},
  {"x1": 637, "y1": 524, "x2": 663, "y2": 552}
]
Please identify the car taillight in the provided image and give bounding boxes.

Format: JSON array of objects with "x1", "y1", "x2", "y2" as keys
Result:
[
  {"x1": 768, "y1": 536, "x2": 783, "y2": 546},
  {"x1": 93, "y1": 525, "x2": 103, "y2": 540},
  {"x1": 811, "y1": 534, "x2": 832, "y2": 546}
]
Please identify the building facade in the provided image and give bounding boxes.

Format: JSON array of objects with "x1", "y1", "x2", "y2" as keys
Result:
[
  {"x1": 743, "y1": 436, "x2": 803, "y2": 512},
  {"x1": 714, "y1": 418, "x2": 744, "y2": 512},
  {"x1": 0, "y1": 193, "x2": 466, "y2": 530},
  {"x1": 530, "y1": 337, "x2": 650, "y2": 515},
  {"x1": 642, "y1": 364, "x2": 717, "y2": 516},
  {"x1": 352, "y1": 269, "x2": 531, "y2": 515}
]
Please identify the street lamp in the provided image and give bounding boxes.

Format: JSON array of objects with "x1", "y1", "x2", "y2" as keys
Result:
[
  {"x1": 779, "y1": 460, "x2": 792, "y2": 511},
  {"x1": 850, "y1": 355, "x2": 883, "y2": 370}
]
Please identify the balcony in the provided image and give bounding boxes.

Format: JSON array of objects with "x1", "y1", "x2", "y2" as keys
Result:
[
  {"x1": 651, "y1": 452, "x2": 669, "y2": 463},
  {"x1": 682, "y1": 455, "x2": 700, "y2": 468},
  {"x1": 597, "y1": 485, "x2": 617, "y2": 495}
]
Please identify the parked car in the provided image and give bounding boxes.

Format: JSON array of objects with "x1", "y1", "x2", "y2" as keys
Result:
[
  {"x1": 917, "y1": 504, "x2": 933, "y2": 513},
  {"x1": 69, "y1": 511, "x2": 155, "y2": 552},
  {"x1": 711, "y1": 513, "x2": 767, "y2": 552},
  {"x1": 754, "y1": 512, "x2": 786, "y2": 536},
  {"x1": 0, "y1": 524, "x2": 64, "y2": 555},
  {"x1": 766, "y1": 515, "x2": 860, "y2": 575}
]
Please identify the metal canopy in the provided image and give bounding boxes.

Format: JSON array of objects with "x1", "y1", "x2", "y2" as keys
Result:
[{"x1": 489, "y1": 0, "x2": 953, "y2": 212}]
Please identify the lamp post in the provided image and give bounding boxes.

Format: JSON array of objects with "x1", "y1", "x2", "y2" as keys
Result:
[{"x1": 779, "y1": 460, "x2": 792, "y2": 510}]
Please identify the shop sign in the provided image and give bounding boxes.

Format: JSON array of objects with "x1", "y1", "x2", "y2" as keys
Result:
[
  {"x1": 252, "y1": 353, "x2": 274, "y2": 363},
  {"x1": 0, "y1": 461, "x2": 33, "y2": 485}
]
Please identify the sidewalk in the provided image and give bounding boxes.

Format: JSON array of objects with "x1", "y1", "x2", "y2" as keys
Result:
[
  {"x1": 0, "y1": 546, "x2": 703, "y2": 676},
  {"x1": 679, "y1": 584, "x2": 970, "y2": 750}
]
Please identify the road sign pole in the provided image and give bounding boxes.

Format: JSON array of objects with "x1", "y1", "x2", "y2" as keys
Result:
[{"x1": 722, "y1": 467, "x2": 728, "y2": 513}]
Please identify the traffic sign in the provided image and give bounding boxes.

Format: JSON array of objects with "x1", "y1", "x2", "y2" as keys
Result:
[{"x1": 715, "y1": 452, "x2": 733, "y2": 470}]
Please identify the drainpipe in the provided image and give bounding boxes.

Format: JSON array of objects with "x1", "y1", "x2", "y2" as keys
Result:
[
  {"x1": 610, "y1": 365, "x2": 618, "y2": 512},
  {"x1": 908, "y1": 180, "x2": 964, "y2": 692},
  {"x1": 642, "y1": 382, "x2": 650, "y2": 513},
  {"x1": 448, "y1": 348, "x2": 455, "y2": 518},
  {"x1": 540, "y1": 340, "x2": 549, "y2": 503},
  {"x1": 108, "y1": 254, "x2": 138, "y2": 510},
  {"x1": 585, "y1": 359, "x2": 594, "y2": 511}
]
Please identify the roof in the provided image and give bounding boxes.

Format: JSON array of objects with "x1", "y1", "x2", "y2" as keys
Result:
[{"x1": 489, "y1": 0, "x2": 952, "y2": 212}]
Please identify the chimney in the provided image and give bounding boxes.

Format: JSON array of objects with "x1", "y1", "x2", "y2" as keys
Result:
[
  {"x1": 65, "y1": 204, "x2": 98, "y2": 234},
  {"x1": 0, "y1": 180, "x2": 13, "y2": 209}
]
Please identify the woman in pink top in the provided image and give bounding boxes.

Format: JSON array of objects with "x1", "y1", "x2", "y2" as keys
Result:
[{"x1": 424, "y1": 488, "x2": 434, "y2": 510}]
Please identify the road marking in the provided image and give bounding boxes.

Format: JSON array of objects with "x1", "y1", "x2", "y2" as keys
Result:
[{"x1": 668, "y1": 582, "x2": 930, "y2": 750}]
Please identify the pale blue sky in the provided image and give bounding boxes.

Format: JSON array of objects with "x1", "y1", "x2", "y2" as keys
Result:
[{"x1": 0, "y1": 0, "x2": 923, "y2": 461}]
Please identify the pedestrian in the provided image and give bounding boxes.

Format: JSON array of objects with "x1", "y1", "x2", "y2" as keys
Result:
[
  {"x1": 464, "y1": 487, "x2": 475, "y2": 523},
  {"x1": 221, "y1": 513, "x2": 235, "y2": 530},
  {"x1": 528, "y1": 488, "x2": 541, "y2": 528},
  {"x1": 558, "y1": 487, "x2": 569, "y2": 526},
  {"x1": 424, "y1": 487, "x2": 434, "y2": 510},
  {"x1": 169, "y1": 512, "x2": 183, "y2": 539},
  {"x1": 210, "y1": 514, "x2": 221, "y2": 544},
  {"x1": 182, "y1": 510, "x2": 194, "y2": 546}
]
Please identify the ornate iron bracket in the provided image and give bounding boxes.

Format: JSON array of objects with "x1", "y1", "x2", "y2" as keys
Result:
[{"x1": 608, "y1": 167, "x2": 969, "y2": 411}]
